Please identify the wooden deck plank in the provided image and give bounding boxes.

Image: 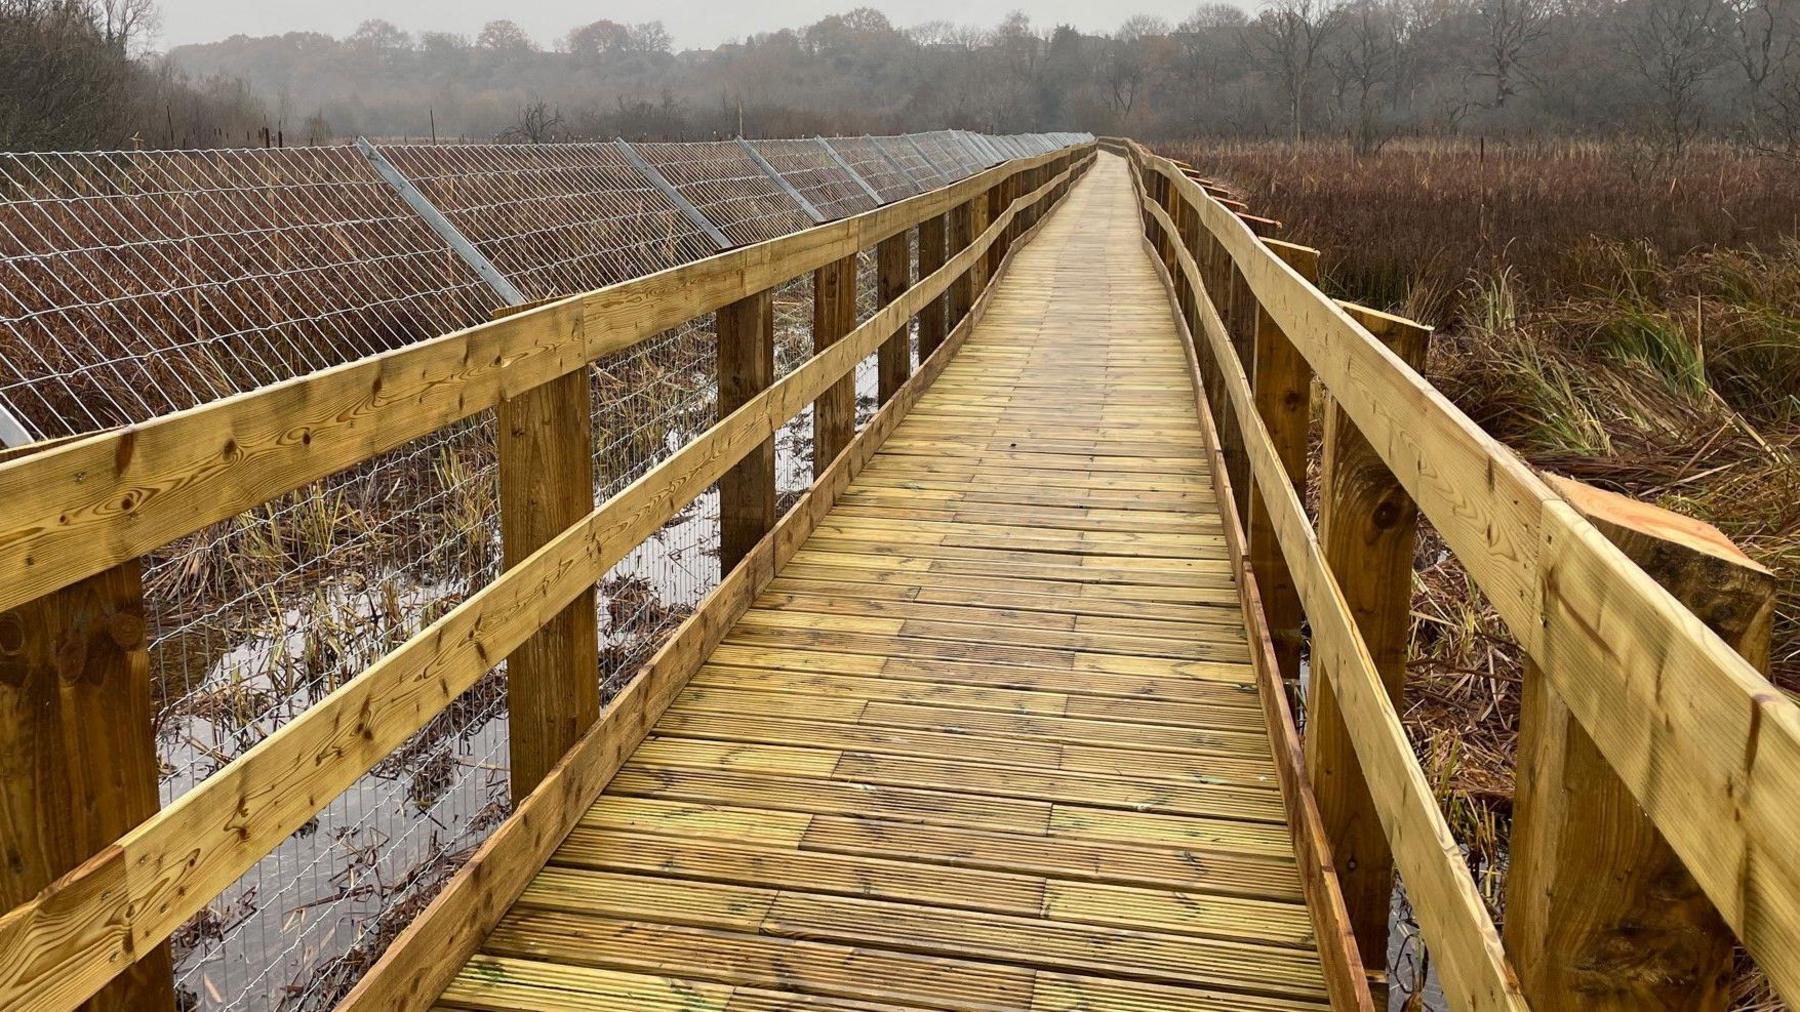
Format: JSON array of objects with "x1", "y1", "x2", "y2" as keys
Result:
[
  {"x1": 442, "y1": 154, "x2": 1335, "y2": 1012},
  {"x1": 688, "y1": 666, "x2": 1266, "y2": 727},
  {"x1": 550, "y1": 828, "x2": 1049, "y2": 916},
  {"x1": 798, "y1": 815, "x2": 1305, "y2": 901},
  {"x1": 759, "y1": 893, "x2": 1327, "y2": 1001},
  {"x1": 484, "y1": 912, "x2": 1037, "y2": 1011}
]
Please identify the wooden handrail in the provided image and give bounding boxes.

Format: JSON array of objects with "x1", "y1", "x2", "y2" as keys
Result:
[
  {"x1": 0, "y1": 144, "x2": 1095, "y2": 1012},
  {"x1": 1137, "y1": 188, "x2": 1525, "y2": 1009},
  {"x1": 1121, "y1": 138, "x2": 1800, "y2": 1006}
]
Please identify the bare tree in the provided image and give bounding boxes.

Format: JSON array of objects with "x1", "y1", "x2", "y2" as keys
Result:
[
  {"x1": 1255, "y1": 0, "x2": 1344, "y2": 140},
  {"x1": 1625, "y1": 0, "x2": 1731, "y2": 151},
  {"x1": 991, "y1": 12, "x2": 1046, "y2": 126},
  {"x1": 476, "y1": 20, "x2": 534, "y2": 56},
  {"x1": 93, "y1": 0, "x2": 156, "y2": 53},
  {"x1": 1724, "y1": 0, "x2": 1798, "y2": 127},
  {"x1": 1764, "y1": 51, "x2": 1800, "y2": 152},
  {"x1": 1101, "y1": 15, "x2": 1169, "y2": 121},
  {"x1": 566, "y1": 19, "x2": 631, "y2": 61},
  {"x1": 348, "y1": 19, "x2": 411, "y2": 67},
  {"x1": 499, "y1": 100, "x2": 562, "y2": 142},
  {"x1": 2, "y1": 0, "x2": 130, "y2": 147},
  {"x1": 1326, "y1": 0, "x2": 1401, "y2": 150},
  {"x1": 1174, "y1": 4, "x2": 1251, "y2": 97},
  {"x1": 1474, "y1": 0, "x2": 1551, "y2": 108}
]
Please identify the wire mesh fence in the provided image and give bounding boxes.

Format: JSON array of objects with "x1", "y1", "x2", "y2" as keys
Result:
[
  {"x1": 819, "y1": 136, "x2": 920, "y2": 202},
  {"x1": 589, "y1": 316, "x2": 723, "y2": 698},
  {"x1": 873, "y1": 134, "x2": 953, "y2": 191},
  {"x1": 747, "y1": 138, "x2": 879, "y2": 221},
  {"x1": 0, "y1": 147, "x2": 499, "y2": 443},
  {"x1": 0, "y1": 128, "x2": 1089, "y2": 1011},
  {"x1": 156, "y1": 413, "x2": 508, "y2": 1010},
  {"x1": 631, "y1": 139, "x2": 815, "y2": 247},
  {"x1": 914, "y1": 130, "x2": 984, "y2": 179},
  {"x1": 375, "y1": 142, "x2": 719, "y2": 300}
]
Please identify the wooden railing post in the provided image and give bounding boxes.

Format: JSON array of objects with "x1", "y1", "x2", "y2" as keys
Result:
[
  {"x1": 918, "y1": 213, "x2": 948, "y2": 359},
  {"x1": 1307, "y1": 302, "x2": 1432, "y2": 997},
  {"x1": 1223, "y1": 215, "x2": 1275, "y2": 524},
  {"x1": 975, "y1": 184, "x2": 996, "y2": 294},
  {"x1": 1176, "y1": 196, "x2": 1195, "y2": 335},
  {"x1": 499, "y1": 368, "x2": 600, "y2": 798},
  {"x1": 947, "y1": 198, "x2": 975, "y2": 330},
  {"x1": 982, "y1": 178, "x2": 1004, "y2": 287},
  {"x1": 1138, "y1": 161, "x2": 1156, "y2": 244},
  {"x1": 1194, "y1": 229, "x2": 1226, "y2": 409},
  {"x1": 0, "y1": 561, "x2": 176, "y2": 1011},
  {"x1": 1505, "y1": 475, "x2": 1772, "y2": 1009},
  {"x1": 1160, "y1": 178, "x2": 1184, "y2": 313},
  {"x1": 1159, "y1": 175, "x2": 1180, "y2": 282},
  {"x1": 717, "y1": 289, "x2": 776, "y2": 571},
  {"x1": 1221, "y1": 260, "x2": 1253, "y2": 520},
  {"x1": 812, "y1": 254, "x2": 858, "y2": 476},
  {"x1": 1250, "y1": 239, "x2": 1321, "y2": 687},
  {"x1": 876, "y1": 232, "x2": 912, "y2": 406}
]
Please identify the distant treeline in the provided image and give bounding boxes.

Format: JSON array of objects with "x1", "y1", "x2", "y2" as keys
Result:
[
  {"x1": 10, "y1": 0, "x2": 1800, "y2": 154},
  {"x1": 2, "y1": 0, "x2": 267, "y2": 150}
]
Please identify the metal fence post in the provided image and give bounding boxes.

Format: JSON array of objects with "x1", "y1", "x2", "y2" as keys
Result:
[
  {"x1": 737, "y1": 137, "x2": 825, "y2": 224},
  {"x1": 356, "y1": 137, "x2": 527, "y2": 306},
  {"x1": 816, "y1": 137, "x2": 884, "y2": 204},
  {"x1": 615, "y1": 139, "x2": 732, "y2": 251},
  {"x1": 868, "y1": 136, "x2": 926, "y2": 196}
]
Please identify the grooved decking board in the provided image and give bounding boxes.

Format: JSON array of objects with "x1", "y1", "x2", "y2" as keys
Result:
[{"x1": 440, "y1": 155, "x2": 1330, "y2": 1012}]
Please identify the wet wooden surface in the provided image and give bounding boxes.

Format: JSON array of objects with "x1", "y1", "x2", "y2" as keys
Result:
[{"x1": 435, "y1": 156, "x2": 1327, "y2": 1012}]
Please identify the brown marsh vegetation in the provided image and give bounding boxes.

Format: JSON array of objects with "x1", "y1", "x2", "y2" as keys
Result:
[{"x1": 1164, "y1": 136, "x2": 1800, "y2": 1008}]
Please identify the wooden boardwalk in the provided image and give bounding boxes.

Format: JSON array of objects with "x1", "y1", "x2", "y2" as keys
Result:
[
  {"x1": 8, "y1": 138, "x2": 1793, "y2": 1012},
  {"x1": 436, "y1": 157, "x2": 1327, "y2": 1011}
]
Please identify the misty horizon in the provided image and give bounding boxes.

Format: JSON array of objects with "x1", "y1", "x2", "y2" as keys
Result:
[{"x1": 146, "y1": 1, "x2": 1230, "y2": 52}]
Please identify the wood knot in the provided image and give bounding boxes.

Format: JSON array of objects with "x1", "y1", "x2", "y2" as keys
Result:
[
  {"x1": 1372, "y1": 500, "x2": 1401, "y2": 530},
  {"x1": 0, "y1": 613, "x2": 24, "y2": 658},
  {"x1": 109, "y1": 611, "x2": 146, "y2": 648}
]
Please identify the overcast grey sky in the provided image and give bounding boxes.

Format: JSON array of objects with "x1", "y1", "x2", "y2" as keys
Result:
[{"x1": 152, "y1": 1, "x2": 1219, "y2": 50}]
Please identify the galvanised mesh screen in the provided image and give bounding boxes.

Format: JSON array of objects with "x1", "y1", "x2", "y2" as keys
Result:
[
  {"x1": 820, "y1": 136, "x2": 920, "y2": 202},
  {"x1": 377, "y1": 142, "x2": 718, "y2": 299},
  {"x1": 633, "y1": 140, "x2": 813, "y2": 246},
  {"x1": 873, "y1": 134, "x2": 953, "y2": 191},
  {"x1": 0, "y1": 147, "x2": 499, "y2": 443},
  {"x1": 749, "y1": 138, "x2": 879, "y2": 221}
]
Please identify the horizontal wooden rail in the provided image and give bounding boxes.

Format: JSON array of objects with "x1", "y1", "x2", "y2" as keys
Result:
[
  {"x1": 0, "y1": 147, "x2": 1093, "y2": 1012},
  {"x1": 1123, "y1": 139, "x2": 1800, "y2": 1006},
  {"x1": 0, "y1": 146, "x2": 1076, "y2": 619},
  {"x1": 1137, "y1": 190, "x2": 1524, "y2": 1010}
]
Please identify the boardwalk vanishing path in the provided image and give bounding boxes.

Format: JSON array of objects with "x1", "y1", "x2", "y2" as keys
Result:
[
  {"x1": 435, "y1": 154, "x2": 1330, "y2": 1011},
  {"x1": 8, "y1": 135, "x2": 1789, "y2": 1012}
]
